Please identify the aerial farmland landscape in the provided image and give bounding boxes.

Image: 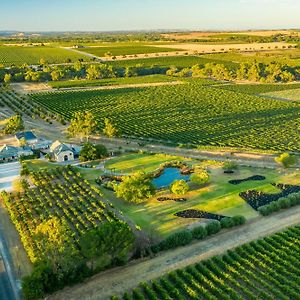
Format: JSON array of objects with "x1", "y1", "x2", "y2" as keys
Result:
[{"x1": 0, "y1": 1, "x2": 300, "y2": 300}]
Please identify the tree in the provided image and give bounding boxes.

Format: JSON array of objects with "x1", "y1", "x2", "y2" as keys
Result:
[
  {"x1": 275, "y1": 153, "x2": 298, "y2": 168},
  {"x1": 12, "y1": 178, "x2": 30, "y2": 192},
  {"x1": 79, "y1": 142, "x2": 108, "y2": 161},
  {"x1": 223, "y1": 161, "x2": 238, "y2": 171},
  {"x1": 39, "y1": 58, "x2": 46, "y2": 65},
  {"x1": 80, "y1": 221, "x2": 135, "y2": 270},
  {"x1": 115, "y1": 171, "x2": 155, "y2": 203},
  {"x1": 34, "y1": 217, "x2": 79, "y2": 275},
  {"x1": 190, "y1": 169, "x2": 210, "y2": 185},
  {"x1": 170, "y1": 179, "x2": 189, "y2": 195},
  {"x1": 3, "y1": 114, "x2": 24, "y2": 134},
  {"x1": 4, "y1": 73, "x2": 12, "y2": 84},
  {"x1": 67, "y1": 111, "x2": 97, "y2": 141},
  {"x1": 103, "y1": 118, "x2": 119, "y2": 138}
]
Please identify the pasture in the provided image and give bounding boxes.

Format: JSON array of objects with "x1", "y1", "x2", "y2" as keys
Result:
[
  {"x1": 0, "y1": 46, "x2": 88, "y2": 66},
  {"x1": 30, "y1": 78, "x2": 300, "y2": 151}
]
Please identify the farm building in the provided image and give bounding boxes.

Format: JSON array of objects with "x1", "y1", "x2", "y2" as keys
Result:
[
  {"x1": 50, "y1": 140, "x2": 75, "y2": 162},
  {"x1": 0, "y1": 145, "x2": 33, "y2": 162},
  {"x1": 15, "y1": 131, "x2": 38, "y2": 146}
]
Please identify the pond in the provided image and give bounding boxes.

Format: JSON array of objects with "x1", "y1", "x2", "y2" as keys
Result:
[{"x1": 152, "y1": 167, "x2": 190, "y2": 189}]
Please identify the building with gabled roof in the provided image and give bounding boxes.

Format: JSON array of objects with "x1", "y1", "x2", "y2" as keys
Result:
[
  {"x1": 50, "y1": 140, "x2": 74, "y2": 162},
  {"x1": 15, "y1": 131, "x2": 38, "y2": 145}
]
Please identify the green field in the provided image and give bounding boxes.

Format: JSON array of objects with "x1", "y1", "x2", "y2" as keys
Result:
[
  {"x1": 216, "y1": 83, "x2": 300, "y2": 94},
  {"x1": 48, "y1": 74, "x2": 180, "y2": 88},
  {"x1": 110, "y1": 55, "x2": 239, "y2": 69},
  {"x1": 114, "y1": 225, "x2": 300, "y2": 300},
  {"x1": 30, "y1": 78, "x2": 300, "y2": 151},
  {"x1": 202, "y1": 49, "x2": 300, "y2": 67},
  {"x1": 95, "y1": 153, "x2": 299, "y2": 237},
  {"x1": 77, "y1": 45, "x2": 182, "y2": 57},
  {"x1": 0, "y1": 46, "x2": 89, "y2": 66},
  {"x1": 262, "y1": 88, "x2": 300, "y2": 101}
]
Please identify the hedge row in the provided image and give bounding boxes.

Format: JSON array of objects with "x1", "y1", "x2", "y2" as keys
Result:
[
  {"x1": 151, "y1": 215, "x2": 246, "y2": 253},
  {"x1": 258, "y1": 191, "x2": 300, "y2": 216}
]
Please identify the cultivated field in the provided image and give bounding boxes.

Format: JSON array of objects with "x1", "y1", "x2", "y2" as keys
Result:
[
  {"x1": 30, "y1": 78, "x2": 300, "y2": 151},
  {"x1": 0, "y1": 46, "x2": 88, "y2": 66},
  {"x1": 153, "y1": 42, "x2": 296, "y2": 53},
  {"x1": 114, "y1": 225, "x2": 300, "y2": 300},
  {"x1": 76, "y1": 44, "x2": 182, "y2": 57}
]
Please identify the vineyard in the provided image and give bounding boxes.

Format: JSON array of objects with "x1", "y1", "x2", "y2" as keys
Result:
[
  {"x1": 217, "y1": 82, "x2": 300, "y2": 94},
  {"x1": 30, "y1": 78, "x2": 300, "y2": 151},
  {"x1": 114, "y1": 225, "x2": 300, "y2": 300},
  {"x1": 0, "y1": 166, "x2": 117, "y2": 262},
  {"x1": 48, "y1": 74, "x2": 180, "y2": 89},
  {"x1": 0, "y1": 46, "x2": 88, "y2": 66},
  {"x1": 110, "y1": 55, "x2": 239, "y2": 69},
  {"x1": 77, "y1": 45, "x2": 181, "y2": 57}
]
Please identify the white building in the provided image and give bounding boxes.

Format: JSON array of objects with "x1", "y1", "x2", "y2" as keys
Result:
[{"x1": 50, "y1": 140, "x2": 75, "y2": 162}]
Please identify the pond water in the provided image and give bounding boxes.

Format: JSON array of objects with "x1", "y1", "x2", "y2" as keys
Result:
[{"x1": 152, "y1": 167, "x2": 190, "y2": 189}]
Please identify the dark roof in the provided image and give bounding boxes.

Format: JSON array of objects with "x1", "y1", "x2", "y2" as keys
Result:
[{"x1": 15, "y1": 131, "x2": 37, "y2": 141}]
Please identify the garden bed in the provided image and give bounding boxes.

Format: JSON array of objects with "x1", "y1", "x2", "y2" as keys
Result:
[
  {"x1": 157, "y1": 196, "x2": 187, "y2": 202},
  {"x1": 229, "y1": 175, "x2": 266, "y2": 185},
  {"x1": 240, "y1": 183, "x2": 300, "y2": 210},
  {"x1": 174, "y1": 209, "x2": 227, "y2": 220}
]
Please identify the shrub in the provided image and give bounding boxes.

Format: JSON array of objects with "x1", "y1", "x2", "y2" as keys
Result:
[
  {"x1": 160, "y1": 230, "x2": 193, "y2": 250},
  {"x1": 220, "y1": 217, "x2": 234, "y2": 229},
  {"x1": 206, "y1": 220, "x2": 221, "y2": 235},
  {"x1": 192, "y1": 225, "x2": 208, "y2": 240},
  {"x1": 278, "y1": 197, "x2": 291, "y2": 209},
  {"x1": 170, "y1": 179, "x2": 189, "y2": 195},
  {"x1": 231, "y1": 215, "x2": 246, "y2": 226}
]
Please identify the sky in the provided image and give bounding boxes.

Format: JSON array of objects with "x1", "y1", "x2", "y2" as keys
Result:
[{"x1": 1, "y1": 0, "x2": 300, "y2": 32}]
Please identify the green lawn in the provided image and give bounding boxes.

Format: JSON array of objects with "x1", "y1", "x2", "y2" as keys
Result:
[
  {"x1": 99, "y1": 154, "x2": 300, "y2": 238},
  {"x1": 105, "y1": 153, "x2": 192, "y2": 174}
]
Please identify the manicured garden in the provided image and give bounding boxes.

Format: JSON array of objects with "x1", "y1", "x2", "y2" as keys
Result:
[{"x1": 94, "y1": 153, "x2": 300, "y2": 237}]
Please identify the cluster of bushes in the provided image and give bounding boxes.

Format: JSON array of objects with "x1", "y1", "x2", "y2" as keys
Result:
[
  {"x1": 151, "y1": 215, "x2": 246, "y2": 253},
  {"x1": 258, "y1": 192, "x2": 300, "y2": 216}
]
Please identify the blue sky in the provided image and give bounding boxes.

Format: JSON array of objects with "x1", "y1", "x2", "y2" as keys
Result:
[{"x1": 1, "y1": 0, "x2": 300, "y2": 31}]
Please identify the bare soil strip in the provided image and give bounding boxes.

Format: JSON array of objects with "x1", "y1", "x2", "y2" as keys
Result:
[
  {"x1": 48, "y1": 207, "x2": 300, "y2": 300},
  {"x1": 13, "y1": 81, "x2": 183, "y2": 94}
]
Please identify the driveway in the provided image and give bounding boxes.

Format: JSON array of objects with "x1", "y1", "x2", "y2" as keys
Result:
[{"x1": 0, "y1": 162, "x2": 21, "y2": 192}]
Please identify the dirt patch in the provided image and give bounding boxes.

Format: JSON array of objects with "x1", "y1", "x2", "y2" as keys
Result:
[
  {"x1": 11, "y1": 82, "x2": 52, "y2": 94},
  {"x1": 152, "y1": 42, "x2": 296, "y2": 53}
]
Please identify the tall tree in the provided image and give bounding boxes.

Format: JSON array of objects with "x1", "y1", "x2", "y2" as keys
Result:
[
  {"x1": 103, "y1": 118, "x2": 119, "y2": 138},
  {"x1": 67, "y1": 111, "x2": 97, "y2": 141},
  {"x1": 115, "y1": 171, "x2": 155, "y2": 203},
  {"x1": 3, "y1": 114, "x2": 24, "y2": 134}
]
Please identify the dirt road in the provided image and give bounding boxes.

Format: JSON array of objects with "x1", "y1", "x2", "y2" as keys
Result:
[{"x1": 48, "y1": 206, "x2": 300, "y2": 300}]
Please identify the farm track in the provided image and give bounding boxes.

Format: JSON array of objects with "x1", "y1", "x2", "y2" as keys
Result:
[
  {"x1": 48, "y1": 206, "x2": 300, "y2": 300},
  {"x1": 89, "y1": 136, "x2": 300, "y2": 169}
]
